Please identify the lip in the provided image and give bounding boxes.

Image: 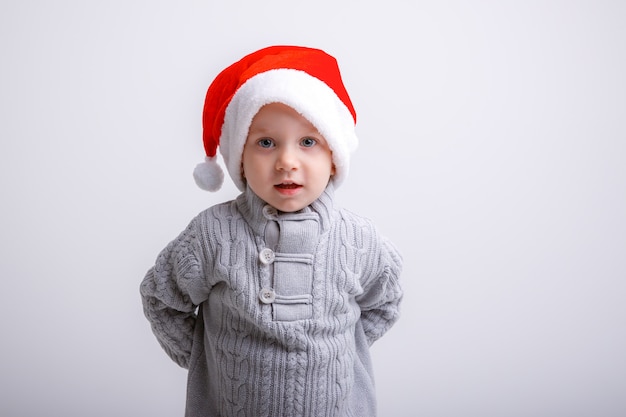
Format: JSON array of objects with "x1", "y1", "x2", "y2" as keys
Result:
[{"x1": 274, "y1": 182, "x2": 302, "y2": 195}]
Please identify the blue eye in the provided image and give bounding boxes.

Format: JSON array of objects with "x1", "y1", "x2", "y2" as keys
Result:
[
  {"x1": 301, "y1": 137, "x2": 317, "y2": 147},
  {"x1": 258, "y1": 138, "x2": 274, "y2": 148}
]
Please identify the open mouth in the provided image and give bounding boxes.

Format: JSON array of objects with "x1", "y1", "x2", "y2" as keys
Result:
[{"x1": 275, "y1": 183, "x2": 302, "y2": 190}]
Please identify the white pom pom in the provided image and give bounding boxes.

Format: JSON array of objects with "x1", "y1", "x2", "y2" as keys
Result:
[{"x1": 193, "y1": 156, "x2": 224, "y2": 192}]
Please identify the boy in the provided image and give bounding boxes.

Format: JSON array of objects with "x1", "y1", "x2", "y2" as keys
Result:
[{"x1": 140, "y1": 45, "x2": 403, "y2": 417}]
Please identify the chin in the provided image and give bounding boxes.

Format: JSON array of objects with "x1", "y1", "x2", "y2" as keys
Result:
[{"x1": 272, "y1": 200, "x2": 309, "y2": 213}]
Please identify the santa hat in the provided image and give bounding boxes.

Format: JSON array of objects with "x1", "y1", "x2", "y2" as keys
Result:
[{"x1": 193, "y1": 45, "x2": 358, "y2": 192}]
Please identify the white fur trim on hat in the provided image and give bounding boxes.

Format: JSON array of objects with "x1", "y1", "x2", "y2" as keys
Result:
[{"x1": 220, "y1": 68, "x2": 358, "y2": 192}]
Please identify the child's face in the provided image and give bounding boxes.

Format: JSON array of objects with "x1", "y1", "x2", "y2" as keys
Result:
[{"x1": 242, "y1": 102, "x2": 335, "y2": 212}]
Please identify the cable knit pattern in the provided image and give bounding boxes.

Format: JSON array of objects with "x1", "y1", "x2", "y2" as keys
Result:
[{"x1": 140, "y1": 183, "x2": 403, "y2": 417}]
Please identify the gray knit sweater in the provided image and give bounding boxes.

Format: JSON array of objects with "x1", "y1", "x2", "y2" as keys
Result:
[{"x1": 140, "y1": 184, "x2": 403, "y2": 417}]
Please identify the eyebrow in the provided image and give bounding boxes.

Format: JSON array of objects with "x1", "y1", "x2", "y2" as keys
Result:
[
  {"x1": 247, "y1": 126, "x2": 324, "y2": 138},
  {"x1": 247, "y1": 125, "x2": 273, "y2": 135}
]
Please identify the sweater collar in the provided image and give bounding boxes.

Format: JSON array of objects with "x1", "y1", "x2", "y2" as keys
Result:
[{"x1": 236, "y1": 182, "x2": 337, "y2": 236}]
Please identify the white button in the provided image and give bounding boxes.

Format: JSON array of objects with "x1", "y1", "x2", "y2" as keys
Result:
[
  {"x1": 262, "y1": 205, "x2": 277, "y2": 218},
  {"x1": 259, "y1": 248, "x2": 275, "y2": 265},
  {"x1": 259, "y1": 288, "x2": 276, "y2": 304}
]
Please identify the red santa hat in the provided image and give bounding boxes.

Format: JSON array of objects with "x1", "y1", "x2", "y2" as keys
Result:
[{"x1": 193, "y1": 45, "x2": 358, "y2": 192}]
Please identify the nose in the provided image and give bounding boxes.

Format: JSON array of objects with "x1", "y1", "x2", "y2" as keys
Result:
[{"x1": 275, "y1": 146, "x2": 299, "y2": 171}]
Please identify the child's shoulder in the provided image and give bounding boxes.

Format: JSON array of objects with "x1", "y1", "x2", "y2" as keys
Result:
[
  {"x1": 188, "y1": 198, "x2": 243, "y2": 227},
  {"x1": 197, "y1": 198, "x2": 239, "y2": 216},
  {"x1": 335, "y1": 206, "x2": 384, "y2": 239},
  {"x1": 336, "y1": 206, "x2": 402, "y2": 259},
  {"x1": 337, "y1": 206, "x2": 377, "y2": 227}
]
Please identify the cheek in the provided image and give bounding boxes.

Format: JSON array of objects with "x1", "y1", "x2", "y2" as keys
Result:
[
  {"x1": 324, "y1": 153, "x2": 335, "y2": 176},
  {"x1": 240, "y1": 149, "x2": 254, "y2": 178},
  {"x1": 241, "y1": 155, "x2": 263, "y2": 180}
]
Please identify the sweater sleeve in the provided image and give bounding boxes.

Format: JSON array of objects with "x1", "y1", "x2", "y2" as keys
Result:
[
  {"x1": 356, "y1": 236, "x2": 403, "y2": 345},
  {"x1": 139, "y1": 218, "x2": 210, "y2": 368}
]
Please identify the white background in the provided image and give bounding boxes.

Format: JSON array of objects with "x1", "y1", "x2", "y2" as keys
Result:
[{"x1": 1, "y1": 1, "x2": 625, "y2": 416}]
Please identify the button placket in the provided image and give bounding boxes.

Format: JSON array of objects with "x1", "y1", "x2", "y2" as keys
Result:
[
  {"x1": 258, "y1": 248, "x2": 275, "y2": 265},
  {"x1": 258, "y1": 288, "x2": 276, "y2": 304},
  {"x1": 262, "y1": 205, "x2": 278, "y2": 219}
]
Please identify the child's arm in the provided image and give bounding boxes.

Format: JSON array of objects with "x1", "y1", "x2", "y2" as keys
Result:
[
  {"x1": 356, "y1": 237, "x2": 403, "y2": 345},
  {"x1": 140, "y1": 218, "x2": 210, "y2": 368}
]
